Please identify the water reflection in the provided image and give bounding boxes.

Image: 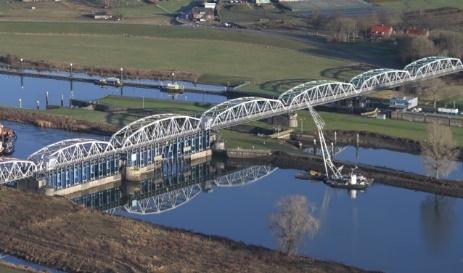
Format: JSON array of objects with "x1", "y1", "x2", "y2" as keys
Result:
[
  {"x1": 0, "y1": 73, "x2": 226, "y2": 109},
  {"x1": 71, "y1": 158, "x2": 277, "y2": 215},
  {"x1": 420, "y1": 195, "x2": 457, "y2": 251}
]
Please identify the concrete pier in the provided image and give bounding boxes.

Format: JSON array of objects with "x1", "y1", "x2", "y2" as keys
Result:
[{"x1": 44, "y1": 174, "x2": 121, "y2": 196}]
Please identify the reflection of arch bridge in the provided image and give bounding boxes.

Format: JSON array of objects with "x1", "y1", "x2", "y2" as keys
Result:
[
  {"x1": 1, "y1": 57, "x2": 462, "y2": 189},
  {"x1": 123, "y1": 165, "x2": 276, "y2": 215}
]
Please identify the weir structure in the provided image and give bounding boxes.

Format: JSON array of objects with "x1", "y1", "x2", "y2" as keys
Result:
[{"x1": 0, "y1": 56, "x2": 462, "y2": 193}]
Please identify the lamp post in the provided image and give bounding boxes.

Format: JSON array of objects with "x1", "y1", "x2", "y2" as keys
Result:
[
  {"x1": 171, "y1": 71, "x2": 175, "y2": 84},
  {"x1": 20, "y1": 58, "x2": 23, "y2": 71},
  {"x1": 120, "y1": 67, "x2": 124, "y2": 83},
  {"x1": 69, "y1": 63, "x2": 73, "y2": 78}
]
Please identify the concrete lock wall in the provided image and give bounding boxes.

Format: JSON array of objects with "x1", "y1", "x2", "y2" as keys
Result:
[{"x1": 391, "y1": 111, "x2": 463, "y2": 127}]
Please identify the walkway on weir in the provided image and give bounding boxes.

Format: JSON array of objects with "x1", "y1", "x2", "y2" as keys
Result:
[{"x1": 1, "y1": 56, "x2": 462, "y2": 186}]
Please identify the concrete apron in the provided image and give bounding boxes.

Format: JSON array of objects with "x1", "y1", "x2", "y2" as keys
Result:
[
  {"x1": 125, "y1": 149, "x2": 212, "y2": 182},
  {"x1": 44, "y1": 174, "x2": 122, "y2": 196}
]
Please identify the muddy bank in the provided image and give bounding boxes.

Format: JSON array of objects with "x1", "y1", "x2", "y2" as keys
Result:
[
  {"x1": 0, "y1": 107, "x2": 116, "y2": 135},
  {"x1": 225, "y1": 151, "x2": 463, "y2": 198},
  {"x1": 0, "y1": 187, "x2": 377, "y2": 273},
  {"x1": 0, "y1": 260, "x2": 42, "y2": 273}
]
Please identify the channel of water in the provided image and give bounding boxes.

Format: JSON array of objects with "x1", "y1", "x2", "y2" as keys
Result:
[{"x1": 4, "y1": 121, "x2": 463, "y2": 273}]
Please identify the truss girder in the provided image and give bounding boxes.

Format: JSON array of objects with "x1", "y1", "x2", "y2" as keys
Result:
[
  {"x1": 404, "y1": 56, "x2": 463, "y2": 79},
  {"x1": 28, "y1": 138, "x2": 115, "y2": 170},
  {"x1": 201, "y1": 97, "x2": 286, "y2": 129},
  {"x1": 124, "y1": 184, "x2": 202, "y2": 215},
  {"x1": 0, "y1": 159, "x2": 37, "y2": 183},
  {"x1": 110, "y1": 114, "x2": 179, "y2": 148},
  {"x1": 120, "y1": 115, "x2": 201, "y2": 149},
  {"x1": 350, "y1": 69, "x2": 411, "y2": 91},
  {"x1": 214, "y1": 165, "x2": 277, "y2": 187},
  {"x1": 279, "y1": 80, "x2": 358, "y2": 109}
]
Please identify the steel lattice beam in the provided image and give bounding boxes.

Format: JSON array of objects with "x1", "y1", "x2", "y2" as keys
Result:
[
  {"x1": 28, "y1": 138, "x2": 115, "y2": 170},
  {"x1": 0, "y1": 158, "x2": 37, "y2": 184},
  {"x1": 117, "y1": 114, "x2": 202, "y2": 149},
  {"x1": 201, "y1": 97, "x2": 286, "y2": 129},
  {"x1": 1, "y1": 56, "x2": 462, "y2": 184}
]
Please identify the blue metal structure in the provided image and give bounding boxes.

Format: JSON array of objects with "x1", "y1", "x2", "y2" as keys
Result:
[{"x1": 1, "y1": 56, "x2": 462, "y2": 188}]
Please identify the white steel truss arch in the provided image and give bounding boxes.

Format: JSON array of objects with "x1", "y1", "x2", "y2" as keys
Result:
[
  {"x1": 0, "y1": 158, "x2": 37, "y2": 184},
  {"x1": 28, "y1": 138, "x2": 115, "y2": 170},
  {"x1": 124, "y1": 184, "x2": 202, "y2": 215},
  {"x1": 278, "y1": 80, "x2": 358, "y2": 108},
  {"x1": 404, "y1": 56, "x2": 463, "y2": 79},
  {"x1": 120, "y1": 114, "x2": 201, "y2": 149},
  {"x1": 214, "y1": 165, "x2": 277, "y2": 187},
  {"x1": 350, "y1": 69, "x2": 411, "y2": 91},
  {"x1": 201, "y1": 97, "x2": 286, "y2": 130},
  {"x1": 110, "y1": 114, "x2": 176, "y2": 148}
]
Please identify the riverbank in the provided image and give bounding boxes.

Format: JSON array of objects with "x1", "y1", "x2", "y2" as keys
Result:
[
  {"x1": 2, "y1": 105, "x2": 462, "y2": 197},
  {"x1": 225, "y1": 151, "x2": 463, "y2": 198},
  {"x1": 0, "y1": 186, "x2": 376, "y2": 273},
  {"x1": 0, "y1": 260, "x2": 41, "y2": 273}
]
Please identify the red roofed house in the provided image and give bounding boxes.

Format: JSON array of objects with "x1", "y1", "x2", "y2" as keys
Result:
[{"x1": 370, "y1": 24, "x2": 394, "y2": 39}]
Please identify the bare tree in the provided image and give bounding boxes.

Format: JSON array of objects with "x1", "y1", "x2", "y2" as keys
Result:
[
  {"x1": 415, "y1": 78, "x2": 444, "y2": 111},
  {"x1": 421, "y1": 121, "x2": 458, "y2": 179},
  {"x1": 268, "y1": 195, "x2": 320, "y2": 256},
  {"x1": 398, "y1": 36, "x2": 437, "y2": 63}
]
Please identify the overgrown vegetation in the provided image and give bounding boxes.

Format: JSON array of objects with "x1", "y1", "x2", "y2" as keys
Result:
[{"x1": 0, "y1": 187, "x2": 370, "y2": 273}]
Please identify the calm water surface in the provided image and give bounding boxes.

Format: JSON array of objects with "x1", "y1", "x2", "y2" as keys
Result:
[
  {"x1": 0, "y1": 73, "x2": 225, "y2": 109},
  {"x1": 7, "y1": 121, "x2": 463, "y2": 273}
]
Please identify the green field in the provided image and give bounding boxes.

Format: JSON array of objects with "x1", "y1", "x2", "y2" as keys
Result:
[
  {"x1": 0, "y1": 21, "x2": 353, "y2": 96},
  {"x1": 98, "y1": 95, "x2": 210, "y2": 114},
  {"x1": 297, "y1": 111, "x2": 463, "y2": 145},
  {"x1": 0, "y1": 0, "x2": 192, "y2": 24},
  {"x1": 370, "y1": 0, "x2": 463, "y2": 12}
]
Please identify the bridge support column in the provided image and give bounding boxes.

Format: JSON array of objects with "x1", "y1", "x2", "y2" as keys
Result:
[{"x1": 288, "y1": 113, "x2": 298, "y2": 128}]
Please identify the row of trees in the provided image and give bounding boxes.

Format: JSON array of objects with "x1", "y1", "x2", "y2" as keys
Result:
[{"x1": 398, "y1": 30, "x2": 463, "y2": 63}]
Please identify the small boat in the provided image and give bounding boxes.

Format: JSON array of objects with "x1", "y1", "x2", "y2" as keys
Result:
[
  {"x1": 295, "y1": 170, "x2": 324, "y2": 181},
  {"x1": 96, "y1": 77, "x2": 122, "y2": 87},
  {"x1": 324, "y1": 168, "x2": 373, "y2": 190},
  {"x1": 162, "y1": 82, "x2": 184, "y2": 93}
]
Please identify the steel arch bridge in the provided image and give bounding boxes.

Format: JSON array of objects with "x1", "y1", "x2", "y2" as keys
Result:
[
  {"x1": 28, "y1": 138, "x2": 115, "y2": 170},
  {"x1": 1, "y1": 56, "x2": 462, "y2": 185},
  {"x1": 110, "y1": 114, "x2": 201, "y2": 149},
  {"x1": 201, "y1": 97, "x2": 286, "y2": 129},
  {"x1": 0, "y1": 158, "x2": 37, "y2": 184},
  {"x1": 278, "y1": 80, "x2": 358, "y2": 109}
]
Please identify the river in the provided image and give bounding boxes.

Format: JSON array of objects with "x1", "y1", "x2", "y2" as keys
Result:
[
  {"x1": 4, "y1": 121, "x2": 463, "y2": 273},
  {"x1": 0, "y1": 72, "x2": 226, "y2": 110}
]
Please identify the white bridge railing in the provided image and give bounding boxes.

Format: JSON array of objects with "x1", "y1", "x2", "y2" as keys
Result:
[{"x1": 1, "y1": 56, "x2": 462, "y2": 184}]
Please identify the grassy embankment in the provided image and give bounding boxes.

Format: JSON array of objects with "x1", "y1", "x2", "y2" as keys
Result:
[
  {"x1": 0, "y1": 21, "x2": 364, "y2": 96},
  {"x1": 0, "y1": 187, "x2": 371, "y2": 273},
  {"x1": 367, "y1": 0, "x2": 463, "y2": 12},
  {"x1": 0, "y1": 0, "x2": 192, "y2": 24}
]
